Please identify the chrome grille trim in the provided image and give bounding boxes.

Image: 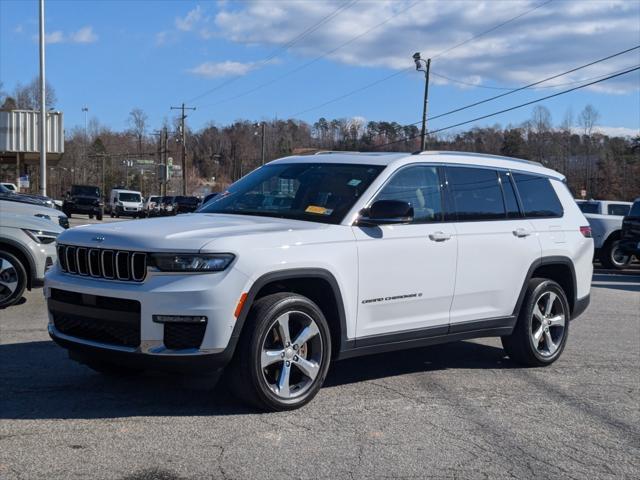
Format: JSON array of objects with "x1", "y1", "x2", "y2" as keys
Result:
[
  {"x1": 115, "y1": 251, "x2": 131, "y2": 280},
  {"x1": 66, "y1": 246, "x2": 77, "y2": 273},
  {"x1": 101, "y1": 250, "x2": 115, "y2": 279},
  {"x1": 131, "y1": 252, "x2": 146, "y2": 282},
  {"x1": 76, "y1": 247, "x2": 89, "y2": 275},
  {"x1": 56, "y1": 245, "x2": 146, "y2": 282},
  {"x1": 88, "y1": 249, "x2": 101, "y2": 277}
]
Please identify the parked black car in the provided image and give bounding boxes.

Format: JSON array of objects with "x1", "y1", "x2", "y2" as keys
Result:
[
  {"x1": 0, "y1": 184, "x2": 57, "y2": 209},
  {"x1": 174, "y1": 196, "x2": 200, "y2": 214},
  {"x1": 620, "y1": 198, "x2": 640, "y2": 260},
  {"x1": 62, "y1": 185, "x2": 104, "y2": 220}
]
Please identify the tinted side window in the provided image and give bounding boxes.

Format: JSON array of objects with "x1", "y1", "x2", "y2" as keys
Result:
[
  {"x1": 578, "y1": 202, "x2": 599, "y2": 214},
  {"x1": 446, "y1": 167, "x2": 506, "y2": 221},
  {"x1": 374, "y1": 166, "x2": 443, "y2": 223},
  {"x1": 499, "y1": 171, "x2": 521, "y2": 218},
  {"x1": 513, "y1": 173, "x2": 563, "y2": 218},
  {"x1": 608, "y1": 204, "x2": 630, "y2": 216}
]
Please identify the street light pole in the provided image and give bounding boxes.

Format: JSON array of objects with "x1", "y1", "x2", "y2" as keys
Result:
[
  {"x1": 261, "y1": 122, "x2": 266, "y2": 165},
  {"x1": 413, "y1": 52, "x2": 431, "y2": 151},
  {"x1": 38, "y1": 0, "x2": 47, "y2": 196},
  {"x1": 82, "y1": 106, "x2": 88, "y2": 183},
  {"x1": 170, "y1": 103, "x2": 196, "y2": 195}
]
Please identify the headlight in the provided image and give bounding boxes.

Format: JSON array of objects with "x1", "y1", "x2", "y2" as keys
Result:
[
  {"x1": 34, "y1": 213, "x2": 52, "y2": 221},
  {"x1": 149, "y1": 253, "x2": 235, "y2": 272},
  {"x1": 22, "y1": 229, "x2": 59, "y2": 245}
]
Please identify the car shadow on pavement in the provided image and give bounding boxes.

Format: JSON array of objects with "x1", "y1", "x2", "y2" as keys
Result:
[{"x1": 0, "y1": 339, "x2": 512, "y2": 420}]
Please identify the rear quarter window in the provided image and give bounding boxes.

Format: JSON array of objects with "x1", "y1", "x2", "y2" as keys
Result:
[
  {"x1": 513, "y1": 173, "x2": 563, "y2": 218},
  {"x1": 607, "y1": 204, "x2": 631, "y2": 216}
]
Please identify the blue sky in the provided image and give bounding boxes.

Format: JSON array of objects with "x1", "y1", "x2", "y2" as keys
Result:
[{"x1": 1, "y1": 0, "x2": 639, "y2": 138}]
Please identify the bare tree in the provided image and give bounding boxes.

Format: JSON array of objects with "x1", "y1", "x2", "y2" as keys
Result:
[
  {"x1": 128, "y1": 108, "x2": 148, "y2": 153},
  {"x1": 578, "y1": 104, "x2": 600, "y2": 136},
  {"x1": 12, "y1": 78, "x2": 57, "y2": 110}
]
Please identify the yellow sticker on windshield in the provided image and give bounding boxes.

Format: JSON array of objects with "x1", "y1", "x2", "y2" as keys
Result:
[{"x1": 305, "y1": 205, "x2": 329, "y2": 215}]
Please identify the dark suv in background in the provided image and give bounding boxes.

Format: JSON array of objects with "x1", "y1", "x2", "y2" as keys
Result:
[
  {"x1": 62, "y1": 185, "x2": 104, "y2": 220},
  {"x1": 174, "y1": 196, "x2": 201, "y2": 214},
  {"x1": 620, "y1": 198, "x2": 640, "y2": 260}
]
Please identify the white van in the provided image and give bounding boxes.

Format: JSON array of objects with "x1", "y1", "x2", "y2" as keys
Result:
[{"x1": 108, "y1": 189, "x2": 144, "y2": 218}]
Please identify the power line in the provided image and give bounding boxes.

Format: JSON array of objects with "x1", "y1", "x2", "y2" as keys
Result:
[
  {"x1": 287, "y1": 0, "x2": 554, "y2": 118},
  {"x1": 186, "y1": 0, "x2": 358, "y2": 104},
  {"x1": 197, "y1": 0, "x2": 422, "y2": 109},
  {"x1": 395, "y1": 46, "x2": 640, "y2": 128},
  {"x1": 430, "y1": 0, "x2": 553, "y2": 60},
  {"x1": 372, "y1": 65, "x2": 640, "y2": 149}
]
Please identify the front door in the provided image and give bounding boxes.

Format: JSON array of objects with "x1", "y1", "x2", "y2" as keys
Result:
[{"x1": 353, "y1": 165, "x2": 458, "y2": 339}]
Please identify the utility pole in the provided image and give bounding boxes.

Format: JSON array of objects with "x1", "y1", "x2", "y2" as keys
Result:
[
  {"x1": 261, "y1": 122, "x2": 266, "y2": 165},
  {"x1": 38, "y1": 0, "x2": 47, "y2": 196},
  {"x1": 413, "y1": 52, "x2": 431, "y2": 151},
  {"x1": 170, "y1": 103, "x2": 196, "y2": 195}
]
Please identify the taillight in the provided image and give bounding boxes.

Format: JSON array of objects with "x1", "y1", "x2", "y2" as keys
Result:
[{"x1": 580, "y1": 226, "x2": 592, "y2": 238}]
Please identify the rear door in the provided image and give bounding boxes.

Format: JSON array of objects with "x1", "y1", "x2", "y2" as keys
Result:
[
  {"x1": 353, "y1": 165, "x2": 457, "y2": 339},
  {"x1": 446, "y1": 166, "x2": 540, "y2": 325}
]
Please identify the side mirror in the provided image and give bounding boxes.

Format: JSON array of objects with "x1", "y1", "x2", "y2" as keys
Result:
[{"x1": 358, "y1": 200, "x2": 413, "y2": 225}]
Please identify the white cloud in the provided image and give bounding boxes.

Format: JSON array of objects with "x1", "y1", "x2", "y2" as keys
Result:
[
  {"x1": 206, "y1": 0, "x2": 639, "y2": 94},
  {"x1": 70, "y1": 26, "x2": 98, "y2": 43},
  {"x1": 45, "y1": 30, "x2": 65, "y2": 44},
  {"x1": 176, "y1": 5, "x2": 203, "y2": 31},
  {"x1": 42, "y1": 26, "x2": 98, "y2": 44},
  {"x1": 583, "y1": 126, "x2": 639, "y2": 138},
  {"x1": 188, "y1": 60, "x2": 259, "y2": 78}
]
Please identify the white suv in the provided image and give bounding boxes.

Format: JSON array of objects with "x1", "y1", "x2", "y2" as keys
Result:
[{"x1": 45, "y1": 151, "x2": 593, "y2": 411}]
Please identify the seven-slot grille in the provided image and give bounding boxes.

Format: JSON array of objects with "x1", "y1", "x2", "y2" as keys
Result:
[{"x1": 57, "y1": 244, "x2": 147, "y2": 282}]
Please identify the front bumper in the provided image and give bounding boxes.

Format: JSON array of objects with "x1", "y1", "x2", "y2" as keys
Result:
[
  {"x1": 49, "y1": 324, "x2": 232, "y2": 372},
  {"x1": 44, "y1": 265, "x2": 250, "y2": 371}
]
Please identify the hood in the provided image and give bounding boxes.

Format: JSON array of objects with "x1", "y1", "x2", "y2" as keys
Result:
[
  {"x1": 0, "y1": 192, "x2": 47, "y2": 206},
  {"x1": 0, "y1": 212, "x2": 64, "y2": 232},
  {"x1": 56, "y1": 213, "x2": 326, "y2": 251}
]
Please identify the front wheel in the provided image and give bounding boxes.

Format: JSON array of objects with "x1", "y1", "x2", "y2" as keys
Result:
[
  {"x1": 96, "y1": 210, "x2": 103, "y2": 221},
  {"x1": 502, "y1": 278, "x2": 569, "y2": 367},
  {"x1": 599, "y1": 238, "x2": 631, "y2": 270},
  {"x1": 0, "y1": 251, "x2": 27, "y2": 308},
  {"x1": 227, "y1": 293, "x2": 332, "y2": 411}
]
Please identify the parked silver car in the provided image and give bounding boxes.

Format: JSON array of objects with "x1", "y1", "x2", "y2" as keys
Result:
[{"x1": 0, "y1": 213, "x2": 62, "y2": 308}]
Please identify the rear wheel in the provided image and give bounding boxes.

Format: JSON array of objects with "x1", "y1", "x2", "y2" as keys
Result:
[
  {"x1": 96, "y1": 210, "x2": 103, "y2": 221},
  {"x1": 599, "y1": 238, "x2": 631, "y2": 270},
  {"x1": 502, "y1": 278, "x2": 569, "y2": 367},
  {"x1": 0, "y1": 251, "x2": 27, "y2": 309},
  {"x1": 227, "y1": 293, "x2": 331, "y2": 411}
]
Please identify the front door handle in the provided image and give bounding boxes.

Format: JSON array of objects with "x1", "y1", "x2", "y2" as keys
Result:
[
  {"x1": 513, "y1": 228, "x2": 532, "y2": 238},
  {"x1": 429, "y1": 231, "x2": 451, "y2": 242}
]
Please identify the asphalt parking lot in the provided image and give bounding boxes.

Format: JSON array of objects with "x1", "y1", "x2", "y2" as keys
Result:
[{"x1": 1, "y1": 215, "x2": 639, "y2": 479}]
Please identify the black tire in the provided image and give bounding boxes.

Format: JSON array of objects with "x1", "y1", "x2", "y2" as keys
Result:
[
  {"x1": 0, "y1": 251, "x2": 28, "y2": 309},
  {"x1": 599, "y1": 237, "x2": 631, "y2": 270},
  {"x1": 64, "y1": 209, "x2": 72, "y2": 219},
  {"x1": 96, "y1": 210, "x2": 103, "y2": 221},
  {"x1": 502, "y1": 278, "x2": 570, "y2": 367},
  {"x1": 226, "y1": 293, "x2": 332, "y2": 411},
  {"x1": 88, "y1": 213, "x2": 94, "y2": 219}
]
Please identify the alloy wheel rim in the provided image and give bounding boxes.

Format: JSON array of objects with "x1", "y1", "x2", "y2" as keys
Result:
[
  {"x1": 0, "y1": 258, "x2": 19, "y2": 302},
  {"x1": 260, "y1": 310, "x2": 323, "y2": 400},
  {"x1": 531, "y1": 290, "x2": 566, "y2": 357},
  {"x1": 611, "y1": 241, "x2": 630, "y2": 267}
]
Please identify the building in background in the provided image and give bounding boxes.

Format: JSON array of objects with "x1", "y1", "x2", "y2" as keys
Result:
[{"x1": 0, "y1": 109, "x2": 64, "y2": 192}]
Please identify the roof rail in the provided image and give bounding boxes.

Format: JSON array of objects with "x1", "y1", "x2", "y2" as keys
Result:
[
  {"x1": 313, "y1": 150, "x2": 403, "y2": 156},
  {"x1": 414, "y1": 150, "x2": 543, "y2": 167}
]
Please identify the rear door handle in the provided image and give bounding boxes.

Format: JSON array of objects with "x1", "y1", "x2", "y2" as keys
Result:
[
  {"x1": 429, "y1": 231, "x2": 452, "y2": 242},
  {"x1": 513, "y1": 228, "x2": 531, "y2": 238}
]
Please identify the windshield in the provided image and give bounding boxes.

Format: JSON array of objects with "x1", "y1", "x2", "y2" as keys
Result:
[
  {"x1": 72, "y1": 186, "x2": 100, "y2": 197},
  {"x1": 118, "y1": 192, "x2": 141, "y2": 202},
  {"x1": 578, "y1": 202, "x2": 599, "y2": 214},
  {"x1": 0, "y1": 184, "x2": 12, "y2": 194},
  {"x1": 197, "y1": 163, "x2": 384, "y2": 224},
  {"x1": 149, "y1": 196, "x2": 161, "y2": 202},
  {"x1": 629, "y1": 200, "x2": 640, "y2": 217}
]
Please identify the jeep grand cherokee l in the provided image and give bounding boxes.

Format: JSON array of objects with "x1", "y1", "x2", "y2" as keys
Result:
[{"x1": 45, "y1": 151, "x2": 593, "y2": 411}]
